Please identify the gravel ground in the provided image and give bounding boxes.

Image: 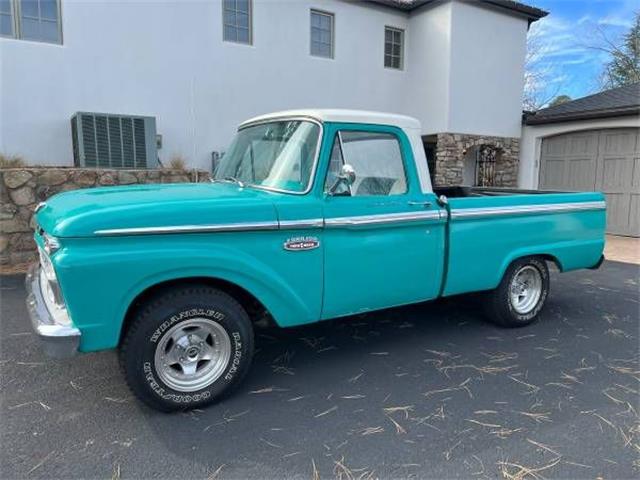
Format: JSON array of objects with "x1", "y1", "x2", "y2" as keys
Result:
[{"x1": 1, "y1": 261, "x2": 639, "y2": 479}]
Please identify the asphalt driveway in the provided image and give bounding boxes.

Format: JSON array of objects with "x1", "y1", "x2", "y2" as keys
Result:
[{"x1": 1, "y1": 261, "x2": 639, "y2": 479}]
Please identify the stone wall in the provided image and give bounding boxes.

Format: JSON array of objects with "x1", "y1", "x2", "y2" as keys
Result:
[
  {"x1": 434, "y1": 133, "x2": 520, "y2": 187},
  {"x1": 0, "y1": 167, "x2": 211, "y2": 271}
]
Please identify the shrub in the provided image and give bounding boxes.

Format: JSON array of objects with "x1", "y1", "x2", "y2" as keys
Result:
[{"x1": 0, "y1": 153, "x2": 25, "y2": 168}]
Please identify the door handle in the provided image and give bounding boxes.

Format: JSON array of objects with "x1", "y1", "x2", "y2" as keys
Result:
[{"x1": 408, "y1": 201, "x2": 432, "y2": 208}]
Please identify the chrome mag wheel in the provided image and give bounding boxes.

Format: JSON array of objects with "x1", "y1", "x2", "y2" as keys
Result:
[
  {"x1": 509, "y1": 265, "x2": 543, "y2": 314},
  {"x1": 154, "y1": 318, "x2": 231, "y2": 392}
]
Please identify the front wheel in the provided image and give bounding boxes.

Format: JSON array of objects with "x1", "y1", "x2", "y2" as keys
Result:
[
  {"x1": 119, "y1": 285, "x2": 254, "y2": 412},
  {"x1": 484, "y1": 256, "x2": 549, "y2": 328}
]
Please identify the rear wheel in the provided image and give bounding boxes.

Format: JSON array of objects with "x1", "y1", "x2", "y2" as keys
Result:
[
  {"x1": 119, "y1": 285, "x2": 254, "y2": 412},
  {"x1": 484, "y1": 256, "x2": 549, "y2": 327}
]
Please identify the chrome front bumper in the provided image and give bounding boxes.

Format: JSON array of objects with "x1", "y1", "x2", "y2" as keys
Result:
[{"x1": 25, "y1": 263, "x2": 80, "y2": 358}]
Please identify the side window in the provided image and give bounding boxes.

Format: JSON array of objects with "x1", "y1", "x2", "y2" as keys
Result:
[{"x1": 324, "y1": 131, "x2": 407, "y2": 196}]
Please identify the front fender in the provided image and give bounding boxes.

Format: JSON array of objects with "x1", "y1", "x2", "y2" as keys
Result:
[{"x1": 54, "y1": 235, "x2": 319, "y2": 352}]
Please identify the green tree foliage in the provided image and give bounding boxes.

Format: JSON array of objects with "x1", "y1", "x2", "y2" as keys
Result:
[
  {"x1": 549, "y1": 95, "x2": 572, "y2": 107},
  {"x1": 602, "y1": 12, "x2": 640, "y2": 88}
]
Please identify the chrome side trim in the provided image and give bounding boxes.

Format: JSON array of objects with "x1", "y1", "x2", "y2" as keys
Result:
[
  {"x1": 279, "y1": 219, "x2": 324, "y2": 229},
  {"x1": 94, "y1": 211, "x2": 446, "y2": 236},
  {"x1": 95, "y1": 221, "x2": 280, "y2": 236},
  {"x1": 325, "y1": 210, "x2": 443, "y2": 228},
  {"x1": 450, "y1": 201, "x2": 606, "y2": 220}
]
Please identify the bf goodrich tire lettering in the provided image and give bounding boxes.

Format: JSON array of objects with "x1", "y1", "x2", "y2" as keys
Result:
[{"x1": 119, "y1": 286, "x2": 254, "y2": 412}]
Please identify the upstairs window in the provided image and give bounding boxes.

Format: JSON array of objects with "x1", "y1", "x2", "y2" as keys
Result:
[
  {"x1": 223, "y1": 0, "x2": 251, "y2": 44},
  {"x1": 384, "y1": 26, "x2": 404, "y2": 70},
  {"x1": 1, "y1": 0, "x2": 62, "y2": 43},
  {"x1": 1, "y1": 0, "x2": 14, "y2": 37},
  {"x1": 310, "y1": 9, "x2": 333, "y2": 58}
]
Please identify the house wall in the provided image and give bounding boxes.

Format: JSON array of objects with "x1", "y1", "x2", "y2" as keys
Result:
[
  {"x1": 1, "y1": 0, "x2": 409, "y2": 169},
  {"x1": 405, "y1": 0, "x2": 453, "y2": 135},
  {"x1": 1, "y1": 0, "x2": 532, "y2": 170},
  {"x1": 519, "y1": 116, "x2": 640, "y2": 189},
  {"x1": 447, "y1": 0, "x2": 528, "y2": 138}
]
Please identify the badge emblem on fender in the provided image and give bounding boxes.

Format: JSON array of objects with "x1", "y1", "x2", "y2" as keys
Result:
[{"x1": 283, "y1": 236, "x2": 320, "y2": 251}]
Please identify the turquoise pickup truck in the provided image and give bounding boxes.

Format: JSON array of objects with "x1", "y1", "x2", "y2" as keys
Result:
[{"x1": 27, "y1": 110, "x2": 606, "y2": 411}]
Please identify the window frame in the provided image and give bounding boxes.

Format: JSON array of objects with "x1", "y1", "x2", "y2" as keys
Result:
[
  {"x1": 324, "y1": 129, "x2": 410, "y2": 197},
  {"x1": 310, "y1": 8, "x2": 334, "y2": 59},
  {"x1": 222, "y1": 0, "x2": 253, "y2": 46},
  {"x1": 0, "y1": 0, "x2": 16, "y2": 38},
  {"x1": 1, "y1": 0, "x2": 63, "y2": 44},
  {"x1": 384, "y1": 25, "x2": 404, "y2": 70}
]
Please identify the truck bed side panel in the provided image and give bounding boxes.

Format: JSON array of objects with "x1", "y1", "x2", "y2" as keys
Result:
[{"x1": 443, "y1": 192, "x2": 606, "y2": 297}]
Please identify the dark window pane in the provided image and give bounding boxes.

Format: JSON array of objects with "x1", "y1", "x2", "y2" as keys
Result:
[
  {"x1": 237, "y1": 12, "x2": 248, "y2": 28},
  {"x1": 0, "y1": 0, "x2": 11, "y2": 14},
  {"x1": 41, "y1": 0, "x2": 57, "y2": 20},
  {"x1": 320, "y1": 29, "x2": 330, "y2": 44},
  {"x1": 320, "y1": 14, "x2": 330, "y2": 29},
  {"x1": 0, "y1": 13, "x2": 13, "y2": 36},
  {"x1": 40, "y1": 18, "x2": 58, "y2": 42},
  {"x1": 392, "y1": 44, "x2": 400, "y2": 56},
  {"x1": 384, "y1": 42, "x2": 392, "y2": 55},
  {"x1": 223, "y1": 0, "x2": 235, "y2": 10},
  {"x1": 311, "y1": 12, "x2": 321, "y2": 27},
  {"x1": 223, "y1": 24, "x2": 236, "y2": 41},
  {"x1": 224, "y1": 10, "x2": 236, "y2": 26},
  {"x1": 236, "y1": 27, "x2": 249, "y2": 43},
  {"x1": 20, "y1": 0, "x2": 38, "y2": 17},
  {"x1": 237, "y1": 0, "x2": 249, "y2": 13},
  {"x1": 20, "y1": 17, "x2": 39, "y2": 39},
  {"x1": 385, "y1": 29, "x2": 392, "y2": 42},
  {"x1": 311, "y1": 27, "x2": 320, "y2": 43}
]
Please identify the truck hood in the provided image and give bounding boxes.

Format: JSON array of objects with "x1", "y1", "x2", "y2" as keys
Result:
[{"x1": 36, "y1": 182, "x2": 279, "y2": 238}]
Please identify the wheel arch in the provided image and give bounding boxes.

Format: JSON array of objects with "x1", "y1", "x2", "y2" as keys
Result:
[
  {"x1": 497, "y1": 251, "x2": 562, "y2": 287},
  {"x1": 118, "y1": 276, "x2": 276, "y2": 347}
]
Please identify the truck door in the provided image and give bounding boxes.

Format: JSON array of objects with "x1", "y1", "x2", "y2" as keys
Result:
[{"x1": 321, "y1": 124, "x2": 446, "y2": 319}]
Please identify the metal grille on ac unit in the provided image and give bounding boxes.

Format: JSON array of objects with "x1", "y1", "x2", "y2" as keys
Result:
[{"x1": 70, "y1": 112, "x2": 158, "y2": 168}]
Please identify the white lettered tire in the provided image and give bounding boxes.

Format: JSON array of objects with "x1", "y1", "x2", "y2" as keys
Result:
[
  {"x1": 119, "y1": 285, "x2": 254, "y2": 412},
  {"x1": 484, "y1": 256, "x2": 550, "y2": 328}
]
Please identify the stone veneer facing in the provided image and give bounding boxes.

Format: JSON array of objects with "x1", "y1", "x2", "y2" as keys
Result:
[
  {"x1": 0, "y1": 168, "x2": 211, "y2": 270},
  {"x1": 434, "y1": 133, "x2": 520, "y2": 187}
]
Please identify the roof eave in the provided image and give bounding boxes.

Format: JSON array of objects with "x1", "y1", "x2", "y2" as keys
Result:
[
  {"x1": 525, "y1": 106, "x2": 640, "y2": 126},
  {"x1": 364, "y1": 0, "x2": 548, "y2": 22}
]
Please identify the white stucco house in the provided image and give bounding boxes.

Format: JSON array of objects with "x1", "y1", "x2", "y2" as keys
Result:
[{"x1": 1, "y1": 0, "x2": 547, "y2": 186}]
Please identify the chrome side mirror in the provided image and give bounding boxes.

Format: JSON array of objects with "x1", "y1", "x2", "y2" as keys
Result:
[{"x1": 329, "y1": 163, "x2": 356, "y2": 195}]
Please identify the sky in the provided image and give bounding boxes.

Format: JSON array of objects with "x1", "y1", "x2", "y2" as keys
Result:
[{"x1": 527, "y1": 0, "x2": 638, "y2": 104}]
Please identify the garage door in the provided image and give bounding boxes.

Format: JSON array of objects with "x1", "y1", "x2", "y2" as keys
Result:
[{"x1": 539, "y1": 128, "x2": 640, "y2": 237}]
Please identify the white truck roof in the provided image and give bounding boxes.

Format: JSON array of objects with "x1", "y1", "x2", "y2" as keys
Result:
[{"x1": 240, "y1": 109, "x2": 422, "y2": 130}]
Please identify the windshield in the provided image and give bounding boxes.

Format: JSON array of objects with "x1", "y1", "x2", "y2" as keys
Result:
[{"x1": 215, "y1": 120, "x2": 321, "y2": 193}]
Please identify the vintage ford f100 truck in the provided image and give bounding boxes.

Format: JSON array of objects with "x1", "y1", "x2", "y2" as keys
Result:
[{"x1": 27, "y1": 110, "x2": 606, "y2": 411}]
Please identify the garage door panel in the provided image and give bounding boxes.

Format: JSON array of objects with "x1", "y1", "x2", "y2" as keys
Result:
[
  {"x1": 601, "y1": 131, "x2": 636, "y2": 154},
  {"x1": 601, "y1": 157, "x2": 633, "y2": 190},
  {"x1": 604, "y1": 193, "x2": 630, "y2": 235},
  {"x1": 540, "y1": 158, "x2": 567, "y2": 189},
  {"x1": 629, "y1": 194, "x2": 640, "y2": 236},
  {"x1": 539, "y1": 127, "x2": 639, "y2": 237},
  {"x1": 542, "y1": 136, "x2": 566, "y2": 156},
  {"x1": 632, "y1": 157, "x2": 640, "y2": 189},
  {"x1": 567, "y1": 157, "x2": 597, "y2": 190},
  {"x1": 569, "y1": 133, "x2": 598, "y2": 155}
]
